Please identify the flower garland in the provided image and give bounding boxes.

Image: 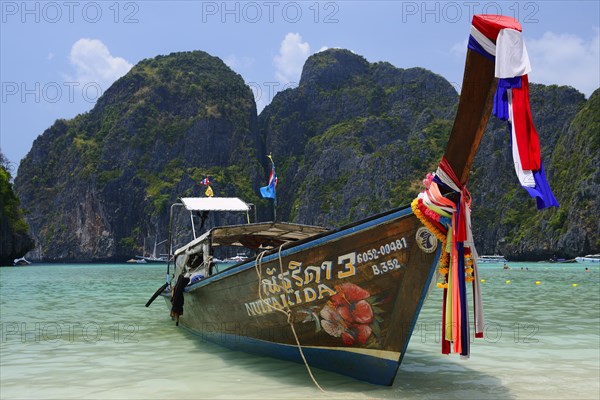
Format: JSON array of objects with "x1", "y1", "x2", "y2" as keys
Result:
[
  {"x1": 411, "y1": 197, "x2": 449, "y2": 287},
  {"x1": 465, "y1": 253, "x2": 475, "y2": 282},
  {"x1": 412, "y1": 164, "x2": 486, "y2": 356}
]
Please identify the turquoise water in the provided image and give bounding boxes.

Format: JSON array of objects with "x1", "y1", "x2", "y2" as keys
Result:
[{"x1": 1, "y1": 262, "x2": 598, "y2": 399}]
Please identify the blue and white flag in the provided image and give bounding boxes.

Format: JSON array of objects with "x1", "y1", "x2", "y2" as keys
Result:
[{"x1": 260, "y1": 154, "x2": 278, "y2": 201}]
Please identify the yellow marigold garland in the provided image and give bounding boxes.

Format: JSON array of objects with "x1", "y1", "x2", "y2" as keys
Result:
[
  {"x1": 411, "y1": 198, "x2": 450, "y2": 289},
  {"x1": 464, "y1": 255, "x2": 475, "y2": 282}
]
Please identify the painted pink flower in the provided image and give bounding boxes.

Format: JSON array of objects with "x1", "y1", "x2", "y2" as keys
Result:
[
  {"x1": 330, "y1": 283, "x2": 370, "y2": 306},
  {"x1": 320, "y1": 283, "x2": 375, "y2": 346},
  {"x1": 337, "y1": 304, "x2": 353, "y2": 324},
  {"x1": 320, "y1": 304, "x2": 346, "y2": 337},
  {"x1": 341, "y1": 331, "x2": 355, "y2": 346},
  {"x1": 355, "y1": 324, "x2": 372, "y2": 344},
  {"x1": 352, "y1": 300, "x2": 374, "y2": 324}
]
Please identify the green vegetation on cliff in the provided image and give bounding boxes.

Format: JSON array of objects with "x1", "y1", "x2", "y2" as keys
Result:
[
  {"x1": 469, "y1": 86, "x2": 597, "y2": 259},
  {"x1": 15, "y1": 51, "x2": 261, "y2": 261},
  {"x1": 259, "y1": 49, "x2": 458, "y2": 227},
  {"x1": 1, "y1": 156, "x2": 28, "y2": 234},
  {"x1": 12, "y1": 48, "x2": 600, "y2": 261},
  {"x1": 0, "y1": 153, "x2": 34, "y2": 265}
]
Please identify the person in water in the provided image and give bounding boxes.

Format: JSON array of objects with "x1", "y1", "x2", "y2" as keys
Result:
[{"x1": 503, "y1": 263, "x2": 510, "y2": 269}]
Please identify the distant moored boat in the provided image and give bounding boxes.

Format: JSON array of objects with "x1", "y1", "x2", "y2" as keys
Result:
[
  {"x1": 477, "y1": 255, "x2": 508, "y2": 264},
  {"x1": 575, "y1": 254, "x2": 600, "y2": 263},
  {"x1": 13, "y1": 257, "x2": 31, "y2": 266}
]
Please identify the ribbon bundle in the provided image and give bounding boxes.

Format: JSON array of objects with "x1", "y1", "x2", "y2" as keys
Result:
[
  {"x1": 412, "y1": 157, "x2": 484, "y2": 358},
  {"x1": 469, "y1": 15, "x2": 559, "y2": 209},
  {"x1": 412, "y1": 15, "x2": 559, "y2": 358}
]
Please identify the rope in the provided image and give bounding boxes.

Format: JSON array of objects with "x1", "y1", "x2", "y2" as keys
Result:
[{"x1": 254, "y1": 246, "x2": 326, "y2": 393}]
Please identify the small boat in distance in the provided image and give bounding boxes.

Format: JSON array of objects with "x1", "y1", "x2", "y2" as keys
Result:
[
  {"x1": 224, "y1": 253, "x2": 248, "y2": 263},
  {"x1": 135, "y1": 255, "x2": 168, "y2": 264},
  {"x1": 134, "y1": 236, "x2": 168, "y2": 264},
  {"x1": 575, "y1": 254, "x2": 600, "y2": 264},
  {"x1": 13, "y1": 257, "x2": 31, "y2": 266},
  {"x1": 477, "y1": 255, "x2": 508, "y2": 264},
  {"x1": 548, "y1": 257, "x2": 576, "y2": 264}
]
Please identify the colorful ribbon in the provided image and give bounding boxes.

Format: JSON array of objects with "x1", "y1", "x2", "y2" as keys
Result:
[
  {"x1": 412, "y1": 156, "x2": 484, "y2": 358},
  {"x1": 412, "y1": 14, "x2": 559, "y2": 360},
  {"x1": 468, "y1": 16, "x2": 559, "y2": 210}
]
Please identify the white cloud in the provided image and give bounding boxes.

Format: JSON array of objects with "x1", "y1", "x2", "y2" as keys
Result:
[
  {"x1": 450, "y1": 38, "x2": 468, "y2": 57},
  {"x1": 273, "y1": 33, "x2": 310, "y2": 83},
  {"x1": 47, "y1": 52, "x2": 55, "y2": 61},
  {"x1": 223, "y1": 54, "x2": 254, "y2": 70},
  {"x1": 526, "y1": 29, "x2": 599, "y2": 97},
  {"x1": 68, "y1": 38, "x2": 132, "y2": 89}
]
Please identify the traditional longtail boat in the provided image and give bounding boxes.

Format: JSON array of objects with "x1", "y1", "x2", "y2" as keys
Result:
[{"x1": 146, "y1": 15, "x2": 557, "y2": 386}]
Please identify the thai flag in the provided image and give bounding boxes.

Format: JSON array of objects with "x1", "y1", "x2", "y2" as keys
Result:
[
  {"x1": 469, "y1": 15, "x2": 558, "y2": 210},
  {"x1": 260, "y1": 157, "x2": 277, "y2": 200},
  {"x1": 200, "y1": 177, "x2": 210, "y2": 186}
]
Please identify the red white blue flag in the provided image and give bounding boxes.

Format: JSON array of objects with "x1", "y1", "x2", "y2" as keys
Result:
[
  {"x1": 469, "y1": 14, "x2": 558, "y2": 209},
  {"x1": 260, "y1": 154, "x2": 278, "y2": 201}
]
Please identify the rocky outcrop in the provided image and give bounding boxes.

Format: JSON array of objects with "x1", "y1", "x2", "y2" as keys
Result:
[
  {"x1": 259, "y1": 49, "x2": 598, "y2": 259},
  {"x1": 0, "y1": 156, "x2": 34, "y2": 265},
  {"x1": 259, "y1": 49, "x2": 458, "y2": 226},
  {"x1": 0, "y1": 212, "x2": 34, "y2": 266},
  {"x1": 12, "y1": 48, "x2": 599, "y2": 262},
  {"x1": 14, "y1": 51, "x2": 261, "y2": 262},
  {"x1": 469, "y1": 87, "x2": 598, "y2": 259}
]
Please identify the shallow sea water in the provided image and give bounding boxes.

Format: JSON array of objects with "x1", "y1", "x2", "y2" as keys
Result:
[{"x1": 1, "y1": 262, "x2": 598, "y2": 399}]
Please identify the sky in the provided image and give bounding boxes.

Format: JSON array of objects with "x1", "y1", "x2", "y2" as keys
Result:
[{"x1": 1, "y1": 0, "x2": 599, "y2": 169}]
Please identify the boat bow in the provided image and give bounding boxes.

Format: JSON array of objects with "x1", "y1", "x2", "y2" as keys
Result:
[{"x1": 149, "y1": 14, "x2": 559, "y2": 386}]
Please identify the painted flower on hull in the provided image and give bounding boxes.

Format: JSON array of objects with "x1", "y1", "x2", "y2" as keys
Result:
[
  {"x1": 320, "y1": 304, "x2": 346, "y2": 337},
  {"x1": 352, "y1": 300, "x2": 374, "y2": 324},
  {"x1": 330, "y1": 283, "x2": 370, "y2": 305},
  {"x1": 320, "y1": 283, "x2": 377, "y2": 346}
]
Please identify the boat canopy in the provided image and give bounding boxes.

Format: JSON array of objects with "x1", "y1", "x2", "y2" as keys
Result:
[
  {"x1": 180, "y1": 197, "x2": 250, "y2": 212},
  {"x1": 210, "y1": 222, "x2": 328, "y2": 248},
  {"x1": 174, "y1": 222, "x2": 328, "y2": 257},
  {"x1": 175, "y1": 197, "x2": 252, "y2": 239}
]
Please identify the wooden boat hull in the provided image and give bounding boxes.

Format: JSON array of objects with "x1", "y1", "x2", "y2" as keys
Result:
[
  {"x1": 151, "y1": 13, "x2": 552, "y2": 388},
  {"x1": 164, "y1": 206, "x2": 440, "y2": 385}
]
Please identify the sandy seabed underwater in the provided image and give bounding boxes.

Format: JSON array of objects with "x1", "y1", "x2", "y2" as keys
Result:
[{"x1": 1, "y1": 262, "x2": 598, "y2": 399}]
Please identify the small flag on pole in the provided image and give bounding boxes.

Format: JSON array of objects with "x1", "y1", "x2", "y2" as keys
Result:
[
  {"x1": 260, "y1": 154, "x2": 278, "y2": 202},
  {"x1": 200, "y1": 176, "x2": 210, "y2": 186}
]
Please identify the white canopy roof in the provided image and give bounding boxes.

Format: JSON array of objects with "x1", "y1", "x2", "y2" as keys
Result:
[{"x1": 180, "y1": 197, "x2": 250, "y2": 212}]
